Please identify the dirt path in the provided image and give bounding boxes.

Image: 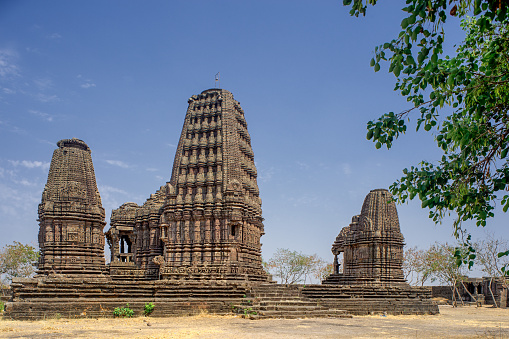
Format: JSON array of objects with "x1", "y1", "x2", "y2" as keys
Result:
[{"x1": 1, "y1": 305, "x2": 508, "y2": 338}]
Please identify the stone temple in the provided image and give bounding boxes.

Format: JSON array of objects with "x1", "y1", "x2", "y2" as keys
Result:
[
  {"x1": 324, "y1": 189, "x2": 406, "y2": 286},
  {"x1": 37, "y1": 138, "x2": 106, "y2": 275},
  {"x1": 106, "y1": 89, "x2": 267, "y2": 281},
  {"x1": 4, "y1": 89, "x2": 438, "y2": 320}
]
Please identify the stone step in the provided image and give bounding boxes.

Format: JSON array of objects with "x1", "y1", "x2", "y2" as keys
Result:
[
  {"x1": 254, "y1": 309, "x2": 351, "y2": 319},
  {"x1": 256, "y1": 300, "x2": 319, "y2": 307},
  {"x1": 249, "y1": 292, "x2": 300, "y2": 297},
  {"x1": 256, "y1": 305, "x2": 327, "y2": 312}
]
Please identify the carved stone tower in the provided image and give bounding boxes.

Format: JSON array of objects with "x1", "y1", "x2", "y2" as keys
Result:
[
  {"x1": 324, "y1": 189, "x2": 406, "y2": 286},
  {"x1": 159, "y1": 88, "x2": 266, "y2": 280},
  {"x1": 107, "y1": 89, "x2": 267, "y2": 281},
  {"x1": 38, "y1": 138, "x2": 106, "y2": 275}
]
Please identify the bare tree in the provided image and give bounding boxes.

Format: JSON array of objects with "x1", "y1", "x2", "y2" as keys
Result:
[
  {"x1": 314, "y1": 260, "x2": 336, "y2": 282},
  {"x1": 475, "y1": 233, "x2": 509, "y2": 307},
  {"x1": 403, "y1": 246, "x2": 427, "y2": 286},
  {"x1": 266, "y1": 248, "x2": 326, "y2": 284}
]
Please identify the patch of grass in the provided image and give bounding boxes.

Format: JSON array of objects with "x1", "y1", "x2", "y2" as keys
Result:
[
  {"x1": 0, "y1": 301, "x2": 4, "y2": 312},
  {"x1": 144, "y1": 302, "x2": 154, "y2": 316},
  {"x1": 113, "y1": 304, "x2": 134, "y2": 318}
]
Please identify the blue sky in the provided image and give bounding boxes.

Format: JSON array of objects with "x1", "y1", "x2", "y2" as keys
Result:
[{"x1": 0, "y1": 1, "x2": 506, "y2": 275}]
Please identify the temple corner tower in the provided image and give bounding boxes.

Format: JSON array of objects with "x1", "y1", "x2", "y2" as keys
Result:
[{"x1": 37, "y1": 138, "x2": 106, "y2": 275}]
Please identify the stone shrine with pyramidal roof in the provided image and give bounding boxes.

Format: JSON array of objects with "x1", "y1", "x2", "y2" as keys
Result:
[{"x1": 4, "y1": 88, "x2": 439, "y2": 320}]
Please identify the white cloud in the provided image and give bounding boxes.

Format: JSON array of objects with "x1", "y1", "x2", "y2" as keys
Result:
[
  {"x1": 46, "y1": 33, "x2": 62, "y2": 40},
  {"x1": 25, "y1": 47, "x2": 41, "y2": 54},
  {"x1": 0, "y1": 49, "x2": 19, "y2": 78},
  {"x1": 258, "y1": 166, "x2": 275, "y2": 182},
  {"x1": 0, "y1": 178, "x2": 42, "y2": 218},
  {"x1": 80, "y1": 82, "x2": 96, "y2": 89},
  {"x1": 8, "y1": 160, "x2": 50, "y2": 170},
  {"x1": 146, "y1": 168, "x2": 158, "y2": 172},
  {"x1": 105, "y1": 160, "x2": 129, "y2": 168},
  {"x1": 29, "y1": 109, "x2": 54, "y2": 122},
  {"x1": 155, "y1": 175, "x2": 164, "y2": 181},
  {"x1": 296, "y1": 161, "x2": 310, "y2": 171},
  {"x1": 14, "y1": 178, "x2": 37, "y2": 186},
  {"x1": 2, "y1": 87, "x2": 15, "y2": 94},
  {"x1": 35, "y1": 93, "x2": 59, "y2": 103},
  {"x1": 78, "y1": 76, "x2": 96, "y2": 89},
  {"x1": 33, "y1": 78, "x2": 53, "y2": 91},
  {"x1": 0, "y1": 120, "x2": 26, "y2": 135},
  {"x1": 37, "y1": 139, "x2": 56, "y2": 146},
  {"x1": 284, "y1": 193, "x2": 319, "y2": 208},
  {"x1": 166, "y1": 143, "x2": 177, "y2": 148},
  {"x1": 98, "y1": 185, "x2": 128, "y2": 195}
]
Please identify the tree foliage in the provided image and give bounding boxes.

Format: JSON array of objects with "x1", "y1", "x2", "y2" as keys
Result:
[
  {"x1": 344, "y1": 0, "x2": 509, "y2": 269},
  {"x1": 314, "y1": 262, "x2": 335, "y2": 281},
  {"x1": 266, "y1": 248, "x2": 327, "y2": 284},
  {"x1": 404, "y1": 242, "x2": 468, "y2": 305},
  {"x1": 0, "y1": 241, "x2": 39, "y2": 285}
]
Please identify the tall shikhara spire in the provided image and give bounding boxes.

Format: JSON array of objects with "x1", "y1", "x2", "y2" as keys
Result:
[
  {"x1": 38, "y1": 138, "x2": 106, "y2": 275},
  {"x1": 169, "y1": 89, "x2": 261, "y2": 213},
  {"x1": 107, "y1": 89, "x2": 268, "y2": 281},
  {"x1": 159, "y1": 89, "x2": 266, "y2": 280}
]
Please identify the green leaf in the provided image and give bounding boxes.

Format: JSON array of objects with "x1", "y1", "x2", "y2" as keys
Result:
[
  {"x1": 367, "y1": 129, "x2": 374, "y2": 140},
  {"x1": 374, "y1": 63, "x2": 380, "y2": 72},
  {"x1": 498, "y1": 250, "x2": 509, "y2": 258}
]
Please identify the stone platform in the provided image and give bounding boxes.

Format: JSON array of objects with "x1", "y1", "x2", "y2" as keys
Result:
[{"x1": 4, "y1": 278, "x2": 438, "y2": 320}]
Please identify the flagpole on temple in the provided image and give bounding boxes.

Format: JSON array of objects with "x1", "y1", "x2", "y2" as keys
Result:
[{"x1": 215, "y1": 72, "x2": 220, "y2": 88}]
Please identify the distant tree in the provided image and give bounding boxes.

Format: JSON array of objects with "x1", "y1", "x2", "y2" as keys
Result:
[
  {"x1": 266, "y1": 248, "x2": 325, "y2": 284},
  {"x1": 475, "y1": 233, "x2": 509, "y2": 307},
  {"x1": 423, "y1": 242, "x2": 468, "y2": 306},
  {"x1": 0, "y1": 242, "x2": 39, "y2": 285},
  {"x1": 314, "y1": 261, "x2": 335, "y2": 282},
  {"x1": 344, "y1": 0, "x2": 509, "y2": 269},
  {"x1": 403, "y1": 246, "x2": 427, "y2": 286}
]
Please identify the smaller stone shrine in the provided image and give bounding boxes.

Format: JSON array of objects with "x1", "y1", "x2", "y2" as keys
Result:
[
  {"x1": 324, "y1": 189, "x2": 406, "y2": 286},
  {"x1": 37, "y1": 138, "x2": 106, "y2": 275}
]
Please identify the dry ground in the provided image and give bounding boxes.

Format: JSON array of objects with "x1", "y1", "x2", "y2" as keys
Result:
[{"x1": 1, "y1": 305, "x2": 508, "y2": 338}]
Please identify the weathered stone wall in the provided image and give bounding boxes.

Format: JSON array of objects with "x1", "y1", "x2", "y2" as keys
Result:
[
  {"x1": 4, "y1": 277, "x2": 249, "y2": 320},
  {"x1": 303, "y1": 285, "x2": 438, "y2": 315},
  {"x1": 431, "y1": 286, "x2": 453, "y2": 300},
  {"x1": 4, "y1": 278, "x2": 439, "y2": 320},
  {"x1": 432, "y1": 279, "x2": 508, "y2": 308}
]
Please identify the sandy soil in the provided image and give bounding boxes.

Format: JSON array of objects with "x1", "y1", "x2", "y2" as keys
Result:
[{"x1": 1, "y1": 305, "x2": 508, "y2": 338}]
